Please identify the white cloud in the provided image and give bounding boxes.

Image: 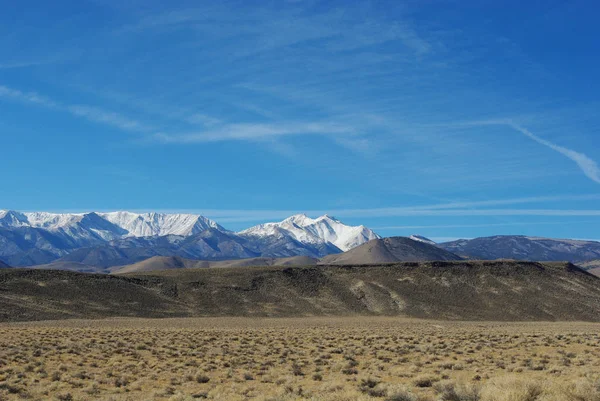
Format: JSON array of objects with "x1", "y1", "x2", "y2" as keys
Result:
[
  {"x1": 130, "y1": 194, "x2": 600, "y2": 222},
  {"x1": 67, "y1": 105, "x2": 150, "y2": 132},
  {"x1": 153, "y1": 121, "x2": 356, "y2": 143},
  {"x1": 373, "y1": 221, "x2": 572, "y2": 230},
  {"x1": 0, "y1": 85, "x2": 58, "y2": 108},
  {"x1": 0, "y1": 84, "x2": 150, "y2": 133},
  {"x1": 0, "y1": 61, "x2": 47, "y2": 69},
  {"x1": 185, "y1": 113, "x2": 221, "y2": 127}
]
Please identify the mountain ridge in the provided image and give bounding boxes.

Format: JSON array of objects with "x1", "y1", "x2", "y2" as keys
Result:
[
  {"x1": 0, "y1": 210, "x2": 377, "y2": 267},
  {"x1": 439, "y1": 235, "x2": 600, "y2": 262}
]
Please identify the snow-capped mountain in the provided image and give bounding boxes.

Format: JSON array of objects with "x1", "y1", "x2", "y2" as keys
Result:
[
  {"x1": 0, "y1": 210, "x2": 380, "y2": 267},
  {"x1": 0, "y1": 210, "x2": 127, "y2": 243},
  {"x1": 239, "y1": 214, "x2": 380, "y2": 252},
  {"x1": 0, "y1": 210, "x2": 230, "y2": 266},
  {"x1": 99, "y1": 211, "x2": 226, "y2": 237},
  {"x1": 0, "y1": 210, "x2": 226, "y2": 239}
]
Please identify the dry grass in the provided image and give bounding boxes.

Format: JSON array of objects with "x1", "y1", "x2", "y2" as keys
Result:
[{"x1": 0, "y1": 318, "x2": 599, "y2": 400}]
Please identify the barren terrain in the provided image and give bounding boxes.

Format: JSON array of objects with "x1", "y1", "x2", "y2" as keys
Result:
[{"x1": 1, "y1": 318, "x2": 599, "y2": 401}]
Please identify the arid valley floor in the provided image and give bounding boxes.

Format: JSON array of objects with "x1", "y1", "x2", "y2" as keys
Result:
[{"x1": 1, "y1": 318, "x2": 599, "y2": 401}]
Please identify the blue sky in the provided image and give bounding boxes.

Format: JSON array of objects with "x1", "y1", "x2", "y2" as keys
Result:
[{"x1": 1, "y1": 0, "x2": 600, "y2": 241}]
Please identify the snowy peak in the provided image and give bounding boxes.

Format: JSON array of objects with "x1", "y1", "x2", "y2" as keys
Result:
[
  {"x1": 0, "y1": 210, "x2": 227, "y2": 239},
  {"x1": 24, "y1": 212, "x2": 86, "y2": 230},
  {"x1": 0, "y1": 210, "x2": 380, "y2": 266},
  {"x1": 282, "y1": 213, "x2": 317, "y2": 226},
  {"x1": 99, "y1": 211, "x2": 226, "y2": 237},
  {"x1": 239, "y1": 214, "x2": 379, "y2": 251},
  {"x1": 0, "y1": 210, "x2": 29, "y2": 228}
]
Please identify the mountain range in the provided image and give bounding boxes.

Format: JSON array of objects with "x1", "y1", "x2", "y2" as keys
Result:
[
  {"x1": 2, "y1": 209, "x2": 600, "y2": 272},
  {"x1": 0, "y1": 210, "x2": 378, "y2": 267},
  {"x1": 439, "y1": 235, "x2": 600, "y2": 262}
]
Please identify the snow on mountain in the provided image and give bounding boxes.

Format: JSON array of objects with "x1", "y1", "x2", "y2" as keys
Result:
[
  {"x1": 15, "y1": 212, "x2": 128, "y2": 243},
  {"x1": 0, "y1": 210, "x2": 380, "y2": 266},
  {"x1": 99, "y1": 211, "x2": 226, "y2": 237},
  {"x1": 239, "y1": 213, "x2": 380, "y2": 251},
  {"x1": 24, "y1": 212, "x2": 86, "y2": 230},
  {"x1": 0, "y1": 210, "x2": 226, "y2": 238},
  {"x1": 409, "y1": 235, "x2": 437, "y2": 246},
  {"x1": 0, "y1": 210, "x2": 30, "y2": 228}
]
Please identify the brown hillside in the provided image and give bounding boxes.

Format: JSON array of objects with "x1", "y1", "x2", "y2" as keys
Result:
[
  {"x1": 321, "y1": 237, "x2": 462, "y2": 264},
  {"x1": 1, "y1": 261, "x2": 599, "y2": 322}
]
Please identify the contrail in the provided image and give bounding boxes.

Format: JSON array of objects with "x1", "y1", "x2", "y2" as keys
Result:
[{"x1": 510, "y1": 123, "x2": 600, "y2": 184}]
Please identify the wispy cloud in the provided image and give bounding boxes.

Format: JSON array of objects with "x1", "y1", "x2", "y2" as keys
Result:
[
  {"x1": 0, "y1": 60, "x2": 48, "y2": 69},
  {"x1": 128, "y1": 193, "x2": 600, "y2": 222},
  {"x1": 185, "y1": 113, "x2": 221, "y2": 127},
  {"x1": 355, "y1": 194, "x2": 600, "y2": 213},
  {"x1": 0, "y1": 84, "x2": 150, "y2": 133},
  {"x1": 67, "y1": 105, "x2": 150, "y2": 132},
  {"x1": 153, "y1": 121, "x2": 356, "y2": 143},
  {"x1": 510, "y1": 124, "x2": 600, "y2": 184},
  {"x1": 373, "y1": 221, "x2": 577, "y2": 230},
  {"x1": 118, "y1": 6, "x2": 432, "y2": 58},
  {"x1": 0, "y1": 85, "x2": 58, "y2": 108},
  {"x1": 203, "y1": 209, "x2": 600, "y2": 223},
  {"x1": 459, "y1": 119, "x2": 600, "y2": 185}
]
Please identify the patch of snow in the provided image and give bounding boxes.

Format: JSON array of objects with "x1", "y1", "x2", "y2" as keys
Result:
[{"x1": 409, "y1": 235, "x2": 437, "y2": 246}]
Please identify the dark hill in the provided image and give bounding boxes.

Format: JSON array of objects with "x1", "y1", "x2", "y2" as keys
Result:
[
  {"x1": 112, "y1": 255, "x2": 318, "y2": 274},
  {"x1": 0, "y1": 269, "x2": 186, "y2": 322},
  {"x1": 1, "y1": 261, "x2": 599, "y2": 322},
  {"x1": 31, "y1": 261, "x2": 106, "y2": 274},
  {"x1": 321, "y1": 237, "x2": 462, "y2": 264},
  {"x1": 440, "y1": 236, "x2": 600, "y2": 261}
]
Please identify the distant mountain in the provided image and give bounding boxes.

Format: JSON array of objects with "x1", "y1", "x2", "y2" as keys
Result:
[
  {"x1": 321, "y1": 237, "x2": 462, "y2": 265},
  {"x1": 0, "y1": 210, "x2": 380, "y2": 267},
  {"x1": 99, "y1": 211, "x2": 226, "y2": 237},
  {"x1": 0, "y1": 210, "x2": 225, "y2": 239},
  {"x1": 0, "y1": 260, "x2": 10, "y2": 268},
  {"x1": 579, "y1": 260, "x2": 600, "y2": 278},
  {"x1": 0, "y1": 210, "x2": 227, "y2": 266},
  {"x1": 0, "y1": 226, "x2": 80, "y2": 266},
  {"x1": 54, "y1": 226, "x2": 340, "y2": 268},
  {"x1": 580, "y1": 260, "x2": 600, "y2": 270},
  {"x1": 54, "y1": 229, "x2": 258, "y2": 268},
  {"x1": 239, "y1": 214, "x2": 379, "y2": 251},
  {"x1": 31, "y1": 261, "x2": 107, "y2": 274},
  {"x1": 439, "y1": 235, "x2": 600, "y2": 262},
  {"x1": 113, "y1": 255, "x2": 318, "y2": 274}
]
